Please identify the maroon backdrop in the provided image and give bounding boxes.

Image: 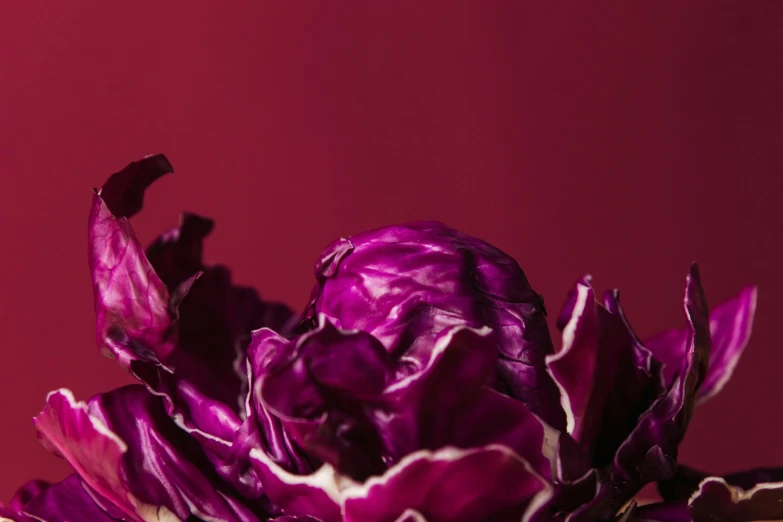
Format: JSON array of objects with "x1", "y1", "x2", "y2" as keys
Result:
[{"x1": 0, "y1": 2, "x2": 781, "y2": 502}]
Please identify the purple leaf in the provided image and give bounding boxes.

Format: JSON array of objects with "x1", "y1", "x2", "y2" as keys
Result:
[{"x1": 645, "y1": 286, "x2": 757, "y2": 405}]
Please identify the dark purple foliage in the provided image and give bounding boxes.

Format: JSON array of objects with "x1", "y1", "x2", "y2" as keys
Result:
[{"x1": 1, "y1": 156, "x2": 768, "y2": 522}]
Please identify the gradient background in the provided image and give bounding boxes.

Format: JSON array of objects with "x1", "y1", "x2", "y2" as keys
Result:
[{"x1": 0, "y1": 1, "x2": 781, "y2": 502}]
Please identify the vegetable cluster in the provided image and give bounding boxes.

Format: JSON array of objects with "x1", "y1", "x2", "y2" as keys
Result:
[{"x1": 1, "y1": 156, "x2": 775, "y2": 522}]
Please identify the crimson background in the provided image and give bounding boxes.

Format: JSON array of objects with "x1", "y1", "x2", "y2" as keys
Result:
[{"x1": 1, "y1": 1, "x2": 781, "y2": 502}]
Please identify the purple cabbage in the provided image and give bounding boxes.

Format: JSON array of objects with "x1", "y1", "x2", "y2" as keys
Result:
[
  {"x1": 301, "y1": 223, "x2": 566, "y2": 432},
  {"x1": 1, "y1": 155, "x2": 771, "y2": 522}
]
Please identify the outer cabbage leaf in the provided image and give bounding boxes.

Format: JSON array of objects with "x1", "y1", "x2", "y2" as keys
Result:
[
  {"x1": 247, "y1": 444, "x2": 551, "y2": 522},
  {"x1": 563, "y1": 266, "x2": 711, "y2": 520},
  {"x1": 8, "y1": 480, "x2": 49, "y2": 512},
  {"x1": 2, "y1": 475, "x2": 119, "y2": 522},
  {"x1": 541, "y1": 278, "x2": 665, "y2": 522},
  {"x1": 659, "y1": 465, "x2": 783, "y2": 502},
  {"x1": 88, "y1": 155, "x2": 297, "y2": 497},
  {"x1": 608, "y1": 265, "x2": 711, "y2": 511},
  {"x1": 657, "y1": 464, "x2": 783, "y2": 521},
  {"x1": 689, "y1": 477, "x2": 783, "y2": 522},
  {"x1": 34, "y1": 385, "x2": 263, "y2": 522},
  {"x1": 253, "y1": 316, "x2": 552, "y2": 482},
  {"x1": 644, "y1": 286, "x2": 757, "y2": 405}
]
